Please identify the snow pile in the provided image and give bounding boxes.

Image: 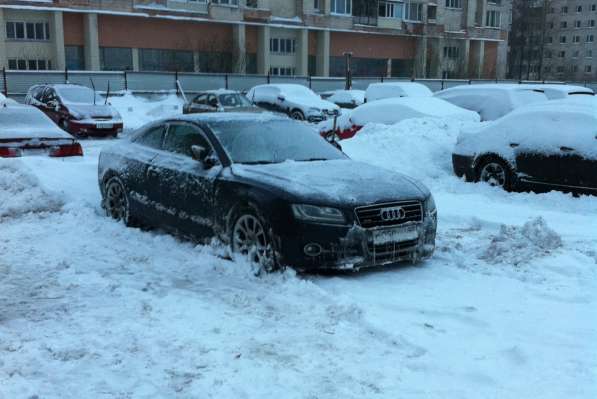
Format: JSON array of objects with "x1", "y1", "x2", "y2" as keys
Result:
[
  {"x1": 342, "y1": 117, "x2": 478, "y2": 182},
  {"x1": 0, "y1": 160, "x2": 63, "y2": 218},
  {"x1": 107, "y1": 91, "x2": 184, "y2": 131},
  {"x1": 481, "y1": 217, "x2": 563, "y2": 266}
]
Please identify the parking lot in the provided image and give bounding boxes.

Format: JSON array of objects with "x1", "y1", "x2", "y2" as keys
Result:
[{"x1": 1, "y1": 102, "x2": 596, "y2": 398}]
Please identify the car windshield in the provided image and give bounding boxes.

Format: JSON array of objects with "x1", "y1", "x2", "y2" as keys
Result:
[
  {"x1": 218, "y1": 93, "x2": 252, "y2": 107},
  {"x1": 57, "y1": 86, "x2": 97, "y2": 104},
  {"x1": 210, "y1": 119, "x2": 346, "y2": 164}
]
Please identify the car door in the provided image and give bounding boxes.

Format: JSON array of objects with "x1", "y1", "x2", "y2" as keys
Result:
[
  {"x1": 41, "y1": 88, "x2": 64, "y2": 124},
  {"x1": 151, "y1": 122, "x2": 221, "y2": 239},
  {"x1": 126, "y1": 124, "x2": 168, "y2": 225}
]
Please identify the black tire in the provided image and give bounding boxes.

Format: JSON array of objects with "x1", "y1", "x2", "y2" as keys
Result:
[
  {"x1": 290, "y1": 109, "x2": 305, "y2": 121},
  {"x1": 476, "y1": 156, "x2": 516, "y2": 191},
  {"x1": 103, "y1": 176, "x2": 135, "y2": 226},
  {"x1": 229, "y1": 206, "x2": 279, "y2": 273}
]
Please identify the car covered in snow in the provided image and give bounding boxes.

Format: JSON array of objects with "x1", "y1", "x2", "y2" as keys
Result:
[
  {"x1": 321, "y1": 90, "x2": 365, "y2": 109},
  {"x1": 520, "y1": 84, "x2": 594, "y2": 100},
  {"x1": 0, "y1": 104, "x2": 83, "y2": 158},
  {"x1": 247, "y1": 84, "x2": 340, "y2": 122},
  {"x1": 453, "y1": 99, "x2": 597, "y2": 193},
  {"x1": 365, "y1": 82, "x2": 433, "y2": 103},
  {"x1": 98, "y1": 113, "x2": 437, "y2": 271},
  {"x1": 323, "y1": 97, "x2": 479, "y2": 140},
  {"x1": 182, "y1": 90, "x2": 262, "y2": 114},
  {"x1": 434, "y1": 84, "x2": 548, "y2": 121},
  {"x1": 25, "y1": 83, "x2": 123, "y2": 137},
  {"x1": 0, "y1": 92, "x2": 17, "y2": 105}
]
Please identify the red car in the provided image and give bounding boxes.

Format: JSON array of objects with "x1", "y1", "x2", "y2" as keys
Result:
[
  {"x1": 25, "y1": 84, "x2": 123, "y2": 138},
  {"x1": 0, "y1": 103, "x2": 83, "y2": 158}
]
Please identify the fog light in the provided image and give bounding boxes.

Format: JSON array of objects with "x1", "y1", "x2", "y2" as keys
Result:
[{"x1": 304, "y1": 243, "x2": 323, "y2": 257}]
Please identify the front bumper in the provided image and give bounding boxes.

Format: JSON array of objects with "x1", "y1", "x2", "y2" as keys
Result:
[
  {"x1": 278, "y1": 215, "x2": 437, "y2": 271},
  {"x1": 452, "y1": 153, "x2": 475, "y2": 181}
]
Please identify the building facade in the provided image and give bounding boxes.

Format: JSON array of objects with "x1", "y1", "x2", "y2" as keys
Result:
[
  {"x1": 0, "y1": 0, "x2": 511, "y2": 78},
  {"x1": 509, "y1": 0, "x2": 597, "y2": 81}
]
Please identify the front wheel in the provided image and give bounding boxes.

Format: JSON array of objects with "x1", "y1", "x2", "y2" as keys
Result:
[
  {"x1": 476, "y1": 158, "x2": 515, "y2": 191},
  {"x1": 290, "y1": 109, "x2": 305, "y2": 121},
  {"x1": 231, "y1": 210, "x2": 277, "y2": 272},
  {"x1": 104, "y1": 176, "x2": 134, "y2": 226}
]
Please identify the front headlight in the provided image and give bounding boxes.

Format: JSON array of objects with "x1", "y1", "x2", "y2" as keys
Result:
[
  {"x1": 424, "y1": 195, "x2": 437, "y2": 218},
  {"x1": 291, "y1": 204, "x2": 346, "y2": 224},
  {"x1": 307, "y1": 107, "x2": 323, "y2": 116}
]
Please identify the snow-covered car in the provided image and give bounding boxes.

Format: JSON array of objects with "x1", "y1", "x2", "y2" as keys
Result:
[
  {"x1": 0, "y1": 104, "x2": 83, "y2": 158},
  {"x1": 324, "y1": 97, "x2": 479, "y2": 140},
  {"x1": 246, "y1": 84, "x2": 340, "y2": 122},
  {"x1": 453, "y1": 99, "x2": 597, "y2": 193},
  {"x1": 520, "y1": 84, "x2": 594, "y2": 100},
  {"x1": 434, "y1": 84, "x2": 548, "y2": 121},
  {"x1": 182, "y1": 90, "x2": 262, "y2": 114},
  {"x1": 25, "y1": 84, "x2": 123, "y2": 138},
  {"x1": 321, "y1": 90, "x2": 365, "y2": 109},
  {"x1": 365, "y1": 82, "x2": 433, "y2": 103},
  {"x1": 98, "y1": 113, "x2": 437, "y2": 271},
  {"x1": 0, "y1": 92, "x2": 18, "y2": 106}
]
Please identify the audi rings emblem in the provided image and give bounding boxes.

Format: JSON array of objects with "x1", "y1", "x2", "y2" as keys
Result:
[{"x1": 380, "y1": 207, "x2": 406, "y2": 221}]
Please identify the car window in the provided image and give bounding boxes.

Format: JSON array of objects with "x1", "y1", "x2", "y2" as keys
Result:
[
  {"x1": 43, "y1": 88, "x2": 58, "y2": 104},
  {"x1": 134, "y1": 125, "x2": 166, "y2": 149},
  {"x1": 163, "y1": 123, "x2": 211, "y2": 157},
  {"x1": 207, "y1": 94, "x2": 218, "y2": 107},
  {"x1": 193, "y1": 94, "x2": 207, "y2": 105}
]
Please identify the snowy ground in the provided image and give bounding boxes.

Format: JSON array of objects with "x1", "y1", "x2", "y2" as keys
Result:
[{"x1": 1, "y1": 111, "x2": 596, "y2": 398}]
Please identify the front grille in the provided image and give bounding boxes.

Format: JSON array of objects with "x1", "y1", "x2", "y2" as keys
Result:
[
  {"x1": 367, "y1": 238, "x2": 419, "y2": 264},
  {"x1": 355, "y1": 200, "x2": 423, "y2": 229}
]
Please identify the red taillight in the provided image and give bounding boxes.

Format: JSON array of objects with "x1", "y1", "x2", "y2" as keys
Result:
[
  {"x1": 0, "y1": 147, "x2": 22, "y2": 158},
  {"x1": 49, "y1": 143, "x2": 84, "y2": 157}
]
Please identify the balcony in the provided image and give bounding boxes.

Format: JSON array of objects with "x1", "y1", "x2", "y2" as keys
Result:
[{"x1": 352, "y1": 0, "x2": 379, "y2": 26}]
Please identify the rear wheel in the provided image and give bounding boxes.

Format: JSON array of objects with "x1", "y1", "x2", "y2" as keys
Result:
[
  {"x1": 231, "y1": 209, "x2": 277, "y2": 272},
  {"x1": 476, "y1": 157, "x2": 515, "y2": 191},
  {"x1": 290, "y1": 109, "x2": 305, "y2": 121},
  {"x1": 104, "y1": 176, "x2": 133, "y2": 226}
]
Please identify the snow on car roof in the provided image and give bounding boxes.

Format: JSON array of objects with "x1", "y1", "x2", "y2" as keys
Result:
[
  {"x1": 350, "y1": 97, "x2": 480, "y2": 126},
  {"x1": 0, "y1": 104, "x2": 73, "y2": 140},
  {"x1": 519, "y1": 84, "x2": 594, "y2": 99},
  {"x1": 438, "y1": 83, "x2": 540, "y2": 92},
  {"x1": 173, "y1": 111, "x2": 286, "y2": 124},
  {"x1": 366, "y1": 82, "x2": 433, "y2": 99}
]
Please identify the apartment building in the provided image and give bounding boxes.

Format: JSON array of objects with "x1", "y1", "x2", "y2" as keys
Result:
[{"x1": 0, "y1": 0, "x2": 511, "y2": 78}]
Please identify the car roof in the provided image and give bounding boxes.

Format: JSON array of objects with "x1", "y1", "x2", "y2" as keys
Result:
[
  {"x1": 439, "y1": 83, "x2": 540, "y2": 93},
  {"x1": 198, "y1": 89, "x2": 240, "y2": 95},
  {"x1": 0, "y1": 104, "x2": 73, "y2": 140},
  {"x1": 168, "y1": 112, "x2": 288, "y2": 125}
]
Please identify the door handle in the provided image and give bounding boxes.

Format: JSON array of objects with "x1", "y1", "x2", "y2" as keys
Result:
[{"x1": 560, "y1": 146, "x2": 574, "y2": 152}]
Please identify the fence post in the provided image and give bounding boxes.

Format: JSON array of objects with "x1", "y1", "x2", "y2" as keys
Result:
[
  {"x1": 308, "y1": 75, "x2": 312, "y2": 89},
  {"x1": 64, "y1": 68, "x2": 69, "y2": 83},
  {"x1": 381, "y1": 75, "x2": 384, "y2": 83},
  {"x1": 441, "y1": 79, "x2": 444, "y2": 90},
  {"x1": 124, "y1": 71, "x2": 128, "y2": 92},
  {"x1": 225, "y1": 74, "x2": 229, "y2": 90},
  {"x1": 175, "y1": 70, "x2": 179, "y2": 94},
  {"x1": 2, "y1": 68, "x2": 7, "y2": 97},
  {"x1": 267, "y1": 74, "x2": 270, "y2": 84}
]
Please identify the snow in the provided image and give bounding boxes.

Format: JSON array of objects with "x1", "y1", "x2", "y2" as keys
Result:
[
  {"x1": 247, "y1": 84, "x2": 339, "y2": 113},
  {"x1": 326, "y1": 90, "x2": 365, "y2": 106},
  {"x1": 1, "y1": 93, "x2": 596, "y2": 399},
  {"x1": 365, "y1": 82, "x2": 433, "y2": 102},
  {"x1": 434, "y1": 84, "x2": 549, "y2": 121},
  {"x1": 0, "y1": 104, "x2": 73, "y2": 140},
  {"x1": 107, "y1": 91, "x2": 184, "y2": 131},
  {"x1": 350, "y1": 97, "x2": 480, "y2": 126},
  {"x1": 521, "y1": 84, "x2": 594, "y2": 99}
]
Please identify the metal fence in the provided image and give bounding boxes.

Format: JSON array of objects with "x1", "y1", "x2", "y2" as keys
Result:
[{"x1": 3, "y1": 68, "x2": 597, "y2": 102}]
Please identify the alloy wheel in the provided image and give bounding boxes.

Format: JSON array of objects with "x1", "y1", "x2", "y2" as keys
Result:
[
  {"x1": 105, "y1": 178, "x2": 128, "y2": 222},
  {"x1": 479, "y1": 162, "x2": 507, "y2": 188},
  {"x1": 291, "y1": 110, "x2": 305, "y2": 121},
  {"x1": 232, "y1": 214, "x2": 273, "y2": 267}
]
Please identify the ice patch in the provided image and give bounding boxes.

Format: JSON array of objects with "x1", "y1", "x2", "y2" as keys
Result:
[
  {"x1": 481, "y1": 217, "x2": 563, "y2": 265},
  {"x1": 0, "y1": 159, "x2": 63, "y2": 218}
]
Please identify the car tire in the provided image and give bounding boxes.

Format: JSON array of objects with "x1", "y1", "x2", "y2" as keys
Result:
[
  {"x1": 230, "y1": 206, "x2": 279, "y2": 273},
  {"x1": 476, "y1": 156, "x2": 516, "y2": 191},
  {"x1": 103, "y1": 176, "x2": 136, "y2": 226},
  {"x1": 290, "y1": 109, "x2": 305, "y2": 121}
]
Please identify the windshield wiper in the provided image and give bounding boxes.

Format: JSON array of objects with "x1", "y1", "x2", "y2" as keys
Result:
[
  {"x1": 238, "y1": 160, "x2": 278, "y2": 165},
  {"x1": 297, "y1": 158, "x2": 329, "y2": 162}
]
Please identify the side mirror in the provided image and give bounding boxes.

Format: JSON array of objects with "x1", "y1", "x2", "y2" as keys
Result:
[{"x1": 191, "y1": 145, "x2": 208, "y2": 162}]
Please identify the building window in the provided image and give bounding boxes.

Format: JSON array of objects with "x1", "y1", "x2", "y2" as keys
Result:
[
  {"x1": 559, "y1": 50, "x2": 566, "y2": 57},
  {"x1": 573, "y1": 35, "x2": 581, "y2": 42},
  {"x1": 560, "y1": 21, "x2": 567, "y2": 28},
  {"x1": 574, "y1": 20, "x2": 581, "y2": 27},
  {"x1": 556, "y1": 66, "x2": 564, "y2": 73},
  {"x1": 405, "y1": 2, "x2": 423, "y2": 21},
  {"x1": 7, "y1": 58, "x2": 51, "y2": 70},
  {"x1": 379, "y1": 1, "x2": 404, "y2": 18},
  {"x1": 589, "y1": 19, "x2": 596, "y2": 27},
  {"x1": 585, "y1": 65, "x2": 592, "y2": 73},
  {"x1": 65, "y1": 45, "x2": 85, "y2": 70},
  {"x1": 331, "y1": 0, "x2": 352, "y2": 15},
  {"x1": 587, "y1": 50, "x2": 593, "y2": 58},
  {"x1": 577, "y1": 5, "x2": 583, "y2": 12},
  {"x1": 588, "y1": 34, "x2": 595, "y2": 42},
  {"x1": 443, "y1": 46, "x2": 460, "y2": 59},
  {"x1": 6, "y1": 21, "x2": 50, "y2": 41},
  {"x1": 560, "y1": 35, "x2": 567, "y2": 43},
  {"x1": 561, "y1": 6, "x2": 568, "y2": 13},
  {"x1": 485, "y1": 10, "x2": 500, "y2": 27},
  {"x1": 593, "y1": 4, "x2": 597, "y2": 11},
  {"x1": 269, "y1": 66, "x2": 295, "y2": 76},
  {"x1": 140, "y1": 49, "x2": 194, "y2": 72},
  {"x1": 573, "y1": 50, "x2": 579, "y2": 57},
  {"x1": 100, "y1": 47, "x2": 133, "y2": 71},
  {"x1": 572, "y1": 65, "x2": 578, "y2": 72},
  {"x1": 246, "y1": 0, "x2": 258, "y2": 7},
  {"x1": 269, "y1": 38, "x2": 296, "y2": 54},
  {"x1": 546, "y1": 36, "x2": 553, "y2": 44},
  {"x1": 445, "y1": 0, "x2": 462, "y2": 8},
  {"x1": 211, "y1": 0, "x2": 239, "y2": 5}
]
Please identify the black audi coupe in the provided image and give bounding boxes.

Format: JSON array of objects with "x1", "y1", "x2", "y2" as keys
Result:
[{"x1": 98, "y1": 113, "x2": 437, "y2": 271}]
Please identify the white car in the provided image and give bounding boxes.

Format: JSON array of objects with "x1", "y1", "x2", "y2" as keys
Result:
[
  {"x1": 365, "y1": 82, "x2": 433, "y2": 102},
  {"x1": 520, "y1": 84, "x2": 594, "y2": 100},
  {"x1": 247, "y1": 84, "x2": 340, "y2": 122},
  {"x1": 321, "y1": 90, "x2": 365, "y2": 109},
  {"x1": 0, "y1": 104, "x2": 83, "y2": 158},
  {"x1": 453, "y1": 99, "x2": 597, "y2": 192},
  {"x1": 434, "y1": 84, "x2": 548, "y2": 121},
  {"x1": 0, "y1": 92, "x2": 18, "y2": 105}
]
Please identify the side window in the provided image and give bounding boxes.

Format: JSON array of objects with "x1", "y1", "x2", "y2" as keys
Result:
[
  {"x1": 193, "y1": 94, "x2": 206, "y2": 105},
  {"x1": 207, "y1": 94, "x2": 218, "y2": 107},
  {"x1": 43, "y1": 88, "x2": 58, "y2": 104},
  {"x1": 163, "y1": 124, "x2": 211, "y2": 158},
  {"x1": 134, "y1": 125, "x2": 166, "y2": 149}
]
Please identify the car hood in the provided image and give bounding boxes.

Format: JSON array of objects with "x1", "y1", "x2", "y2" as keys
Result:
[
  {"x1": 66, "y1": 103, "x2": 119, "y2": 120},
  {"x1": 291, "y1": 97, "x2": 340, "y2": 112},
  {"x1": 223, "y1": 106, "x2": 265, "y2": 113},
  {"x1": 230, "y1": 159, "x2": 428, "y2": 206}
]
